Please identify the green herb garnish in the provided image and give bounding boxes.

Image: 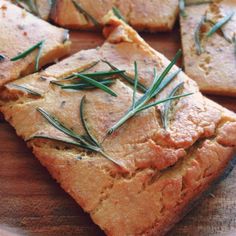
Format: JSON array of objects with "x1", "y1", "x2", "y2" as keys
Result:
[
  {"x1": 0, "y1": 54, "x2": 5, "y2": 62},
  {"x1": 102, "y1": 60, "x2": 147, "y2": 92},
  {"x1": 112, "y1": 7, "x2": 127, "y2": 23},
  {"x1": 162, "y1": 82, "x2": 184, "y2": 129},
  {"x1": 57, "y1": 61, "x2": 100, "y2": 82},
  {"x1": 15, "y1": 0, "x2": 39, "y2": 16},
  {"x1": 71, "y1": 73, "x2": 117, "y2": 97},
  {"x1": 72, "y1": 0, "x2": 100, "y2": 27},
  {"x1": 107, "y1": 50, "x2": 193, "y2": 134},
  {"x1": 179, "y1": 0, "x2": 187, "y2": 17},
  {"x1": 28, "y1": 97, "x2": 125, "y2": 169},
  {"x1": 206, "y1": 12, "x2": 235, "y2": 37},
  {"x1": 55, "y1": 79, "x2": 114, "y2": 90},
  {"x1": 53, "y1": 70, "x2": 118, "y2": 96},
  {"x1": 11, "y1": 40, "x2": 45, "y2": 72},
  {"x1": 8, "y1": 84, "x2": 42, "y2": 97},
  {"x1": 194, "y1": 15, "x2": 206, "y2": 55}
]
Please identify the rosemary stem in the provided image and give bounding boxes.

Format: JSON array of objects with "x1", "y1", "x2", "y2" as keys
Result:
[
  {"x1": 99, "y1": 150, "x2": 127, "y2": 170},
  {"x1": 108, "y1": 109, "x2": 136, "y2": 134}
]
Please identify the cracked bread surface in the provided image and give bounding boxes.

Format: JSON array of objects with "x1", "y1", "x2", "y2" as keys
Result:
[
  {"x1": 50, "y1": 0, "x2": 179, "y2": 32},
  {"x1": 0, "y1": 0, "x2": 71, "y2": 87},
  {"x1": 180, "y1": 0, "x2": 236, "y2": 97},
  {"x1": 0, "y1": 14, "x2": 236, "y2": 236}
]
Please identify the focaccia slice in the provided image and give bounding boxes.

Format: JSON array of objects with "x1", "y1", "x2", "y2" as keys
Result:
[
  {"x1": 180, "y1": 0, "x2": 236, "y2": 96},
  {"x1": 50, "y1": 0, "x2": 179, "y2": 32},
  {"x1": 0, "y1": 0, "x2": 71, "y2": 87},
  {"x1": 0, "y1": 13, "x2": 236, "y2": 236}
]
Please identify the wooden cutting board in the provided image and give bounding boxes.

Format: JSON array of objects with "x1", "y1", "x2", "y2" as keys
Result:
[{"x1": 0, "y1": 26, "x2": 236, "y2": 236}]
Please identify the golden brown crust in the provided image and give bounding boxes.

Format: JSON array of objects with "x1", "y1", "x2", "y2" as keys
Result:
[
  {"x1": 0, "y1": 13, "x2": 236, "y2": 236},
  {"x1": 0, "y1": 0, "x2": 71, "y2": 87},
  {"x1": 50, "y1": 0, "x2": 179, "y2": 32}
]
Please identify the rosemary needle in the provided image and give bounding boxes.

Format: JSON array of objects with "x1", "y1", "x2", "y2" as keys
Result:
[
  {"x1": 194, "y1": 15, "x2": 206, "y2": 55},
  {"x1": 72, "y1": 0, "x2": 100, "y2": 27},
  {"x1": 59, "y1": 79, "x2": 114, "y2": 90},
  {"x1": 15, "y1": 0, "x2": 39, "y2": 16},
  {"x1": 132, "y1": 61, "x2": 138, "y2": 109},
  {"x1": 102, "y1": 60, "x2": 147, "y2": 92},
  {"x1": 57, "y1": 61, "x2": 100, "y2": 81},
  {"x1": 0, "y1": 54, "x2": 5, "y2": 62},
  {"x1": 107, "y1": 50, "x2": 193, "y2": 134},
  {"x1": 8, "y1": 84, "x2": 42, "y2": 97},
  {"x1": 11, "y1": 40, "x2": 45, "y2": 72},
  {"x1": 112, "y1": 7, "x2": 127, "y2": 23},
  {"x1": 74, "y1": 74, "x2": 117, "y2": 97},
  {"x1": 179, "y1": 0, "x2": 187, "y2": 17},
  {"x1": 206, "y1": 12, "x2": 235, "y2": 38},
  {"x1": 162, "y1": 82, "x2": 184, "y2": 129}
]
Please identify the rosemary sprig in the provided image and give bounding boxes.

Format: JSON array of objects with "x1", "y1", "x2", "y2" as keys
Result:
[
  {"x1": 28, "y1": 97, "x2": 124, "y2": 168},
  {"x1": 15, "y1": 0, "x2": 39, "y2": 16},
  {"x1": 8, "y1": 84, "x2": 42, "y2": 97},
  {"x1": 102, "y1": 60, "x2": 147, "y2": 92},
  {"x1": 0, "y1": 54, "x2": 5, "y2": 62},
  {"x1": 57, "y1": 61, "x2": 100, "y2": 81},
  {"x1": 162, "y1": 82, "x2": 184, "y2": 129},
  {"x1": 11, "y1": 40, "x2": 45, "y2": 72},
  {"x1": 73, "y1": 74, "x2": 117, "y2": 96},
  {"x1": 194, "y1": 15, "x2": 206, "y2": 55},
  {"x1": 107, "y1": 50, "x2": 193, "y2": 134},
  {"x1": 56, "y1": 79, "x2": 114, "y2": 90},
  {"x1": 179, "y1": 0, "x2": 187, "y2": 17},
  {"x1": 112, "y1": 7, "x2": 127, "y2": 23},
  {"x1": 206, "y1": 12, "x2": 235, "y2": 38},
  {"x1": 53, "y1": 68, "x2": 126, "y2": 95},
  {"x1": 72, "y1": 0, "x2": 100, "y2": 27}
]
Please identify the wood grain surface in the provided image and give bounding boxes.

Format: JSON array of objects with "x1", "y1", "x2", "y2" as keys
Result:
[{"x1": 0, "y1": 25, "x2": 236, "y2": 236}]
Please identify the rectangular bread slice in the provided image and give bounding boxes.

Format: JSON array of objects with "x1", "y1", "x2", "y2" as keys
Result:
[
  {"x1": 50, "y1": 0, "x2": 179, "y2": 32},
  {"x1": 0, "y1": 13, "x2": 236, "y2": 236},
  {"x1": 180, "y1": 0, "x2": 236, "y2": 96},
  {"x1": 0, "y1": 0, "x2": 71, "y2": 87}
]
